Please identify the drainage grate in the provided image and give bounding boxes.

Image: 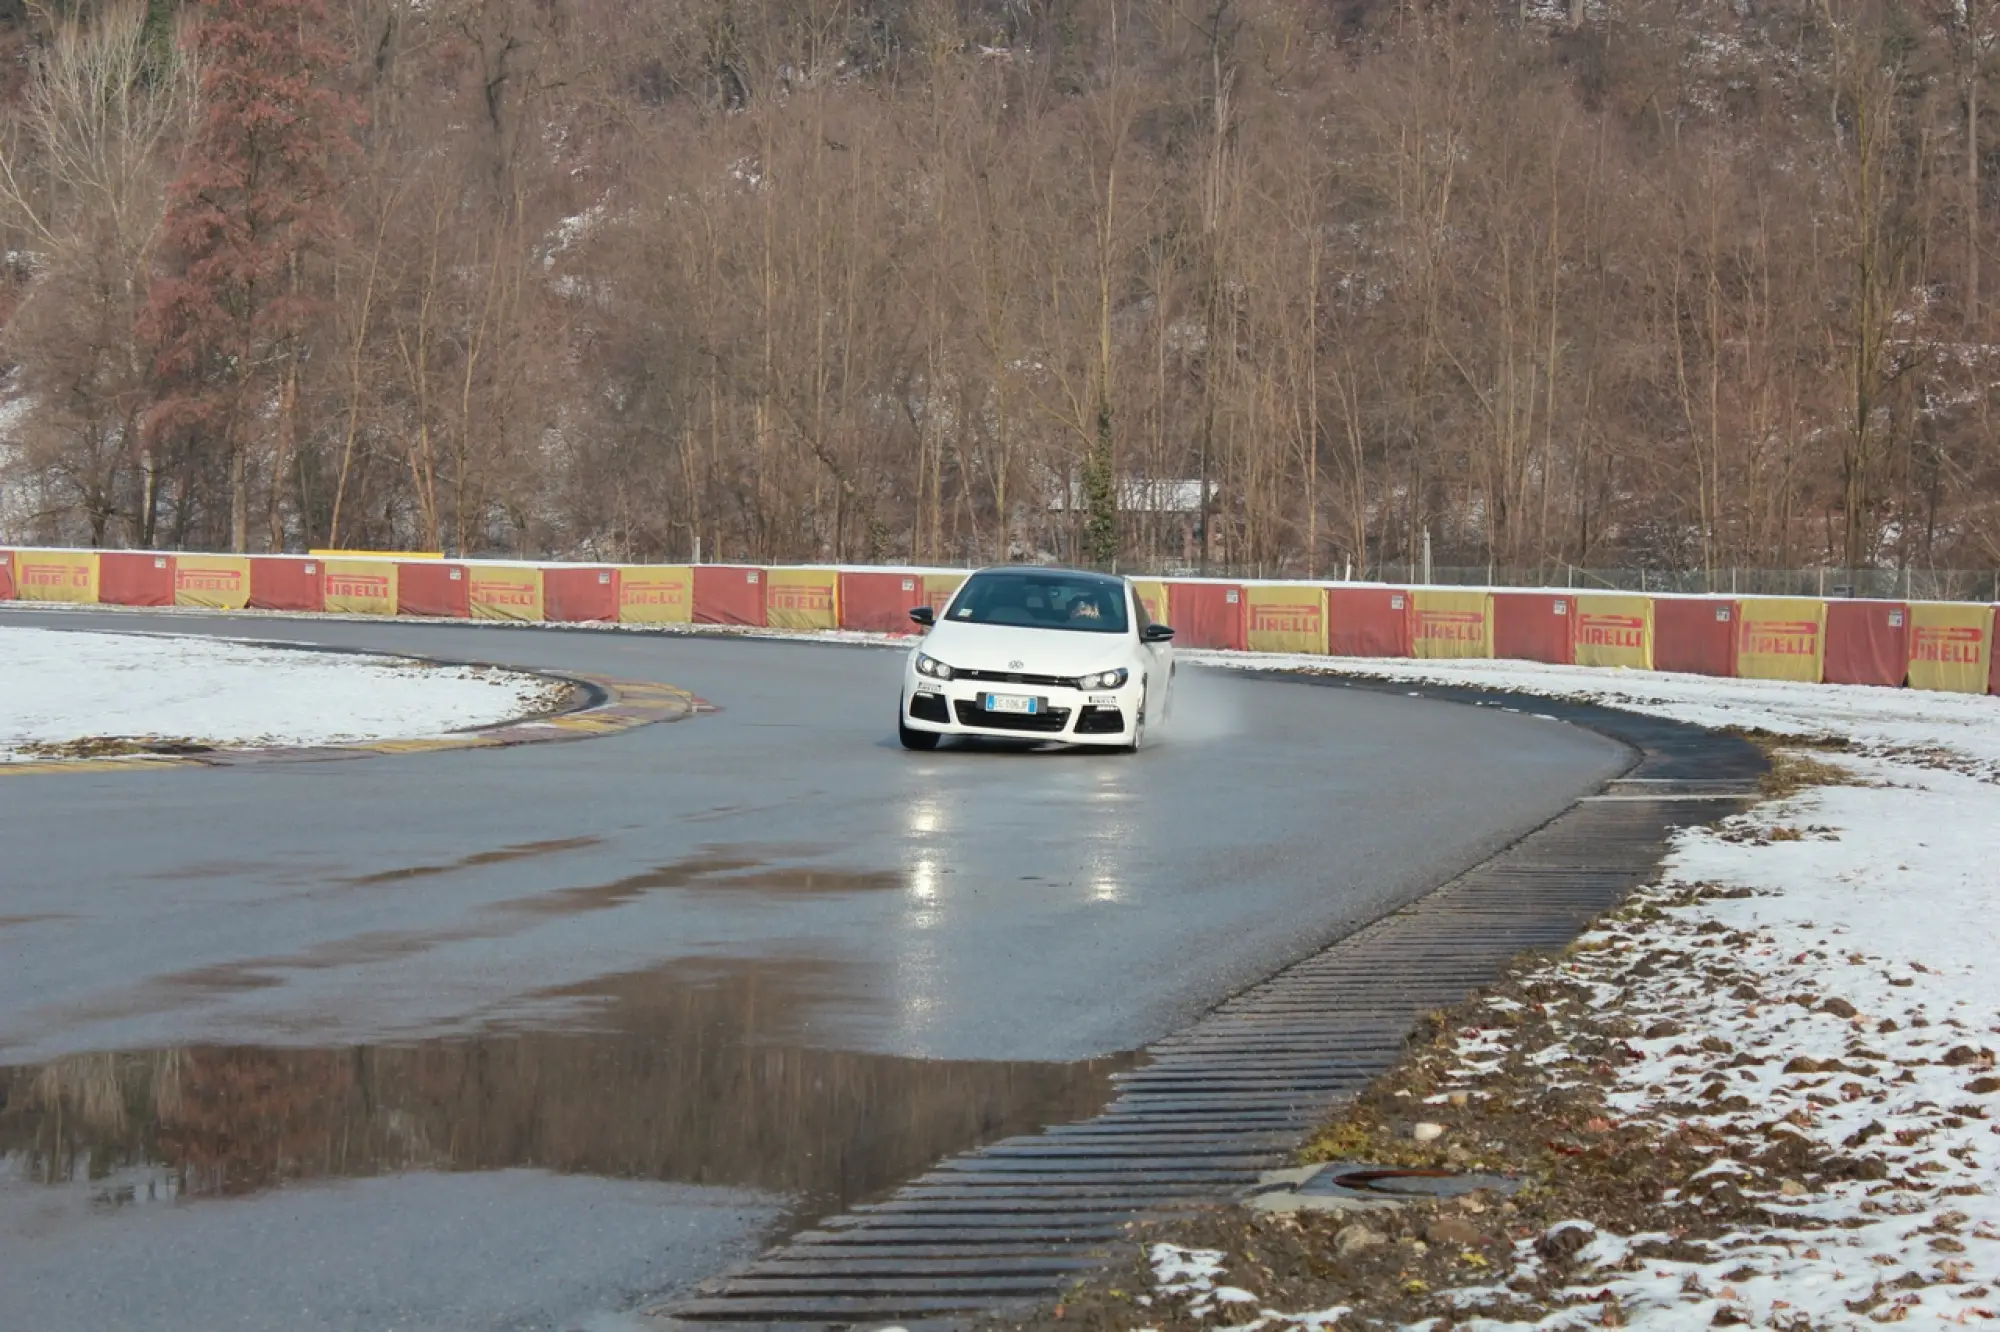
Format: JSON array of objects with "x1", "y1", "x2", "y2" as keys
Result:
[{"x1": 650, "y1": 679, "x2": 1763, "y2": 1329}]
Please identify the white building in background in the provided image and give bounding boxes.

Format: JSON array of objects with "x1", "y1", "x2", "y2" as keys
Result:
[{"x1": 1042, "y1": 472, "x2": 1223, "y2": 568}]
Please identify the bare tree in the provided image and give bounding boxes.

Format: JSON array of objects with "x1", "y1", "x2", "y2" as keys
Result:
[{"x1": 0, "y1": 2, "x2": 198, "y2": 546}]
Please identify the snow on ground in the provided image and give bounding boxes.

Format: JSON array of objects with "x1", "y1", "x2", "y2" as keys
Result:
[
  {"x1": 1147, "y1": 1241, "x2": 1352, "y2": 1329},
  {"x1": 0, "y1": 626, "x2": 564, "y2": 761},
  {"x1": 1185, "y1": 651, "x2": 2000, "y2": 771},
  {"x1": 1139, "y1": 658, "x2": 2000, "y2": 1328},
  {"x1": 1420, "y1": 763, "x2": 2000, "y2": 1327}
]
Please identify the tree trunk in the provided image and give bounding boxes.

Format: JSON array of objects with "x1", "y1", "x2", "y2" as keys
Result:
[{"x1": 229, "y1": 435, "x2": 249, "y2": 553}]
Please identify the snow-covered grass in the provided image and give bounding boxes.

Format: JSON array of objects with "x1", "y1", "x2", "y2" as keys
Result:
[
  {"x1": 1487, "y1": 763, "x2": 2000, "y2": 1326},
  {"x1": 1355, "y1": 755, "x2": 2000, "y2": 1328},
  {"x1": 0, "y1": 626, "x2": 563, "y2": 762}
]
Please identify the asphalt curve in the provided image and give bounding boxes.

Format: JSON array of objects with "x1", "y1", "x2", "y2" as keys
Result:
[{"x1": 0, "y1": 609, "x2": 1631, "y2": 1332}]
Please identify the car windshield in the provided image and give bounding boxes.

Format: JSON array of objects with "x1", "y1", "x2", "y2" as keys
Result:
[{"x1": 943, "y1": 571, "x2": 1130, "y2": 634}]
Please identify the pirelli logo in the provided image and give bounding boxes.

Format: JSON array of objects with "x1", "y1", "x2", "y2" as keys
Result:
[
  {"x1": 1740, "y1": 621, "x2": 1819, "y2": 657},
  {"x1": 176, "y1": 568, "x2": 244, "y2": 592},
  {"x1": 327, "y1": 573, "x2": 390, "y2": 599},
  {"x1": 1416, "y1": 609, "x2": 1485, "y2": 642},
  {"x1": 621, "y1": 582, "x2": 687, "y2": 606},
  {"x1": 1251, "y1": 604, "x2": 1321, "y2": 634},
  {"x1": 19, "y1": 562, "x2": 89, "y2": 589},
  {"x1": 1913, "y1": 625, "x2": 1985, "y2": 663},
  {"x1": 769, "y1": 587, "x2": 834, "y2": 612},
  {"x1": 1578, "y1": 613, "x2": 1644, "y2": 648},
  {"x1": 474, "y1": 582, "x2": 537, "y2": 607}
]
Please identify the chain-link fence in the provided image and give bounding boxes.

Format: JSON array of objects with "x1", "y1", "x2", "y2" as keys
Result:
[
  {"x1": 1423, "y1": 567, "x2": 2000, "y2": 601},
  {"x1": 1151, "y1": 562, "x2": 2000, "y2": 602}
]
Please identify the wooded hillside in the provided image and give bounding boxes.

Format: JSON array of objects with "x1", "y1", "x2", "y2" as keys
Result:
[{"x1": 0, "y1": 0, "x2": 1995, "y2": 580}]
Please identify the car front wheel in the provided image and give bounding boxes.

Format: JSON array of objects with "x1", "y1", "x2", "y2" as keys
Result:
[
  {"x1": 1120, "y1": 687, "x2": 1147, "y2": 754},
  {"x1": 898, "y1": 703, "x2": 941, "y2": 751}
]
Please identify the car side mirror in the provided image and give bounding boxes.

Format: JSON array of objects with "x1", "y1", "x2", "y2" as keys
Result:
[
  {"x1": 909, "y1": 606, "x2": 935, "y2": 627},
  {"x1": 1143, "y1": 623, "x2": 1175, "y2": 643}
]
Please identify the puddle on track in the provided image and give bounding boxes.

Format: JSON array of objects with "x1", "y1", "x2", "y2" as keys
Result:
[
  {"x1": 498, "y1": 857, "x2": 911, "y2": 916},
  {"x1": 60, "y1": 849, "x2": 920, "y2": 1026},
  {"x1": 346, "y1": 835, "x2": 608, "y2": 886},
  {"x1": 0, "y1": 955, "x2": 1136, "y2": 1231}
]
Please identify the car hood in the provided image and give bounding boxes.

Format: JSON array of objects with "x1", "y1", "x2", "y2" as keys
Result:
[{"x1": 919, "y1": 620, "x2": 1132, "y2": 676}]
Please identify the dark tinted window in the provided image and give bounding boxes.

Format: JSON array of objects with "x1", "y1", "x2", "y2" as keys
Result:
[{"x1": 944, "y1": 571, "x2": 1131, "y2": 634}]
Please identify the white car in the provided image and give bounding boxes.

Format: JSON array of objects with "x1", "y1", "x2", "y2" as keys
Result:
[{"x1": 898, "y1": 566, "x2": 1175, "y2": 751}]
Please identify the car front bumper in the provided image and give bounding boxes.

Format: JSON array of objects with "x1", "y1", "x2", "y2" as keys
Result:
[{"x1": 902, "y1": 670, "x2": 1142, "y2": 745}]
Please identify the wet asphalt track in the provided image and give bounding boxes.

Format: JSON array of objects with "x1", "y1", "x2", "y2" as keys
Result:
[{"x1": 0, "y1": 608, "x2": 1631, "y2": 1332}]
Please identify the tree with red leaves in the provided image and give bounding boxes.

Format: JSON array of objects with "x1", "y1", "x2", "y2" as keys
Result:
[{"x1": 143, "y1": 0, "x2": 358, "y2": 552}]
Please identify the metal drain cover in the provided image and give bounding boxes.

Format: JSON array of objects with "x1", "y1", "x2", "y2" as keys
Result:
[{"x1": 1246, "y1": 1162, "x2": 1520, "y2": 1213}]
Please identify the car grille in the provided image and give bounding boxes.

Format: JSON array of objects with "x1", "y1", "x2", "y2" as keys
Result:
[
  {"x1": 1073, "y1": 705, "x2": 1126, "y2": 735},
  {"x1": 907, "y1": 692, "x2": 950, "y2": 723},
  {"x1": 955, "y1": 668, "x2": 1076, "y2": 689},
  {"x1": 954, "y1": 700, "x2": 1071, "y2": 733}
]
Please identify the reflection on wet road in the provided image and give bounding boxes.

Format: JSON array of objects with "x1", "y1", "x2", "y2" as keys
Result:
[
  {"x1": 0, "y1": 613, "x2": 1634, "y2": 1329},
  {"x1": 2, "y1": 958, "x2": 1128, "y2": 1218},
  {"x1": 0, "y1": 958, "x2": 1128, "y2": 1332}
]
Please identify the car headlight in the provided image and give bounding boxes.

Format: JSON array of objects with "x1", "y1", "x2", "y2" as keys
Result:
[
  {"x1": 1077, "y1": 668, "x2": 1128, "y2": 690},
  {"x1": 916, "y1": 653, "x2": 954, "y2": 680}
]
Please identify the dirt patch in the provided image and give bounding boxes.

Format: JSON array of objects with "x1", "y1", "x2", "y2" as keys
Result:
[
  {"x1": 989, "y1": 894, "x2": 1807, "y2": 1329},
  {"x1": 15, "y1": 735, "x2": 217, "y2": 759},
  {"x1": 1719, "y1": 730, "x2": 1861, "y2": 799}
]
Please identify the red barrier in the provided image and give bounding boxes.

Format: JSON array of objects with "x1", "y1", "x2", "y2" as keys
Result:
[
  {"x1": 840, "y1": 570, "x2": 923, "y2": 633},
  {"x1": 99, "y1": 551, "x2": 174, "y2": 606},
  {"x1": 543, "y1": 566, "x2": 617, "y2": 621},
  {"x1": 1993, "y1": 608, "x2": 2000, "y2": 695},
  {"x1": 396, "y1": 562, "x2": 470, "y2": 618},
  {"x1": 0, "y1": 552, "x2": 12, "y2": 600},
  {"x1": 1166, "y1": 582, "x2": 1246, "y2": 650},
  {"x1": 1824, "y1": 600, "x2": 1908, "y2": 688},
  {"x1": 1654, "y1": 597, "x2": 1738, "y2": 677},
  {"x1": 694, "y1": 565, "x2": 767, "y2": 626},
  {"x1": 1490, "y1": 592, "x2": 1576, "y2": 665},
  {"x1": 1326, "y1": 587, "x2": 1413, "y2": 657},
  {"x1": 248, "y1": 556, "x2": 323, "y2": 611}
]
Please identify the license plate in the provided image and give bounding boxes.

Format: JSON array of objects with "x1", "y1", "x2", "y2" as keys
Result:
[{"x1": 984, "y1": 693, "x2": 1038, "y2": 714}]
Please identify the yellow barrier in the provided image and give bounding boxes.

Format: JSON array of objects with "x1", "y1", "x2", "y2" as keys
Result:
[
  {"x1": 1908, "y1": 601, "x2": 1994, "y2": 694},
  {"x1": 12, "y1": 551, "x2": 99, "y2": 603},
  {"x1": 1413, "y1": 589, "x2": 1494, "y2": 659},
  {"x1": 1245, "y1": 585, "x2": 1328, "y2": 654},
  {"x1": 1736, "y1": 597, "x2": 1826, "y2": 683},
  {"x1": 766, "y1": 568, "x2": 840, "y2": 631},
  {"x1": 174, "y1": 554, "x2": 252, "y2": 610},
  {"x1": 924, "y1": 572, "x2": 967, "y2": 617},
  {"x1": 470, "y1": 565, "x2": 545, "y2": 621},
  {"x1": 1131, "y1": 578, "x2": 1167, "y2": 629},
  {"x1": 618, "y1": 565, "x2": 693, "y2": 624},
  {"x1": 322, "y1": 559, "x2": 398, "y2": 616},
  {"x1": 1574, "y1": 594, "x2": 1654, "y2": 670}
]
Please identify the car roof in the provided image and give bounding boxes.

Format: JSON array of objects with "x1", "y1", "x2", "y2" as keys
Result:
[{"x1": 969, "y1": 565, "x2": 1127, "y2": 589}]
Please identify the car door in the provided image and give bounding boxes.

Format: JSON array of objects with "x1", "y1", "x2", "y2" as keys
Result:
[{"x1": 1132, "y1": 583, "x2": 1172, "y2": 714}]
